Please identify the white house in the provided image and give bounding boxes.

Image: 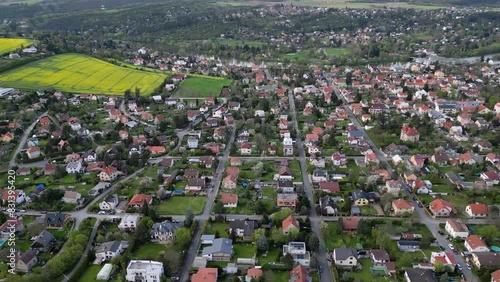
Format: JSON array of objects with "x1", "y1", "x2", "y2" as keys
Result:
[
  {"x1": 62, "y1": 191, "x2": 81, "y2": 204},
  {"x1": 445, "y1": 218, "x2": 469, "y2": 239},
  {"x1": 464, "y1": 235, "x2": 490, "y2": 253},
  {"x1": 282, "y1": 242, "x2": 310, "y2": 266},
  {"x1": 150, "y1": 221, "x2": 183, "y2": 242},
  {"x1": 99, "y1": 194, "x2": 119, "y2": 210},
  {"x1": 465, "y1": 204, "x2": 489, "y2": 218},
  {"x1": 118, "y1": 214, "x2": 141, "y2": 231},
  {"x1": 187, "y1": 137, "x2": 199, "y2": 149},
  {"x1": 95, "y1": 241, "x2": 127, "y2": 263},
  {"x1": 125, "y1": 260, "x2": 164, "y2": 282},
  {"x1": 66, "y1": 160, "x2": 84, "y2": 174},
  {"x1": 333, "y1": 245, "x2": 358, "y2": 269}
]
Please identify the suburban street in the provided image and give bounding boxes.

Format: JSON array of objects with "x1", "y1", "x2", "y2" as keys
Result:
[
  {"x1": 288, "y1": 91, "x2": 334, "y2": 282},
  {"x1": 179, "y1": 125, "x2": 236, "y2": 282},
  {"x1": 328, "y1": 81, "x2": 476, "y2": 281},
  {"x1": 9, "y1": 111, "x2": 48, "y2": 167}
]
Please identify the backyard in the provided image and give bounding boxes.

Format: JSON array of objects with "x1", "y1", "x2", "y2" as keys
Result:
[{"x1": 157, "y1": 196, "x2": 206, "y2": 215}]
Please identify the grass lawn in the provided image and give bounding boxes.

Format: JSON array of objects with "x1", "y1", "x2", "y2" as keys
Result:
[
  {"x1": 175, "y1": 76, "x2": 230, "y2": 97},
  {"x1": 322, "y1": 223, "x2": 360, "y2": 250},
  {"x1": 346, "y1": 259, "x2": 397, "y2": 282},
  {"x1": 215, "y1": 38, "x2": 265, "y2": 47},
  {"x1": 0, "y1": 263, "x2": 20, "y2": 280},
  {"x1": 324, "y1": 47, "x2": 351, "y2": 57},
  {"x1": 262, "y1": 187, "x2": 276, "y2": 198},
  {"x1": 205, "y1": 222, "x2": 229, "y2": 238},
  {"x1": 289, "y1": 160, "x2": 301, "y2": 178},
  {"x1": 207, "y1": 261, "x2": 229, "y2": 268},
  {"x1": 133, "y1": 243, "x2": 168, "y2": 260},
  {"x1": 359, "y1": 206, "x2": 378, "y2": 215},
  {"x1": 233, "y1": 244, "x2": 256, "y2": 258},
  {"x1": 157, "y1": 196, "x2": 206, "y2": 215},
  {"x1": 0, "y1": 53, "x2": 166, "y2": 95},
  {"x1": 77, "y1": 264, "x2": 102, "y2": 282},
  {"x1": 257, "y1": 248, "x2": 279, "y2": 266}
]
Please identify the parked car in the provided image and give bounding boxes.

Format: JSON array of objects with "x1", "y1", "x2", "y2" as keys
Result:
[
  {"x1": 438, "y1": 231, "x2": 445, "y2": 235},
  {"x1": 98, "y1": 211, "x2": 106, "y2": 215},
  {"x1": 456, "y1": 264, "x2": 463, "y2": 271},
  {"x1": 466, "y1": 264, "x2": 471, "y2": 270},
  {"x1": 448, "y1": 244, "x2": 455, "y2": 250}
]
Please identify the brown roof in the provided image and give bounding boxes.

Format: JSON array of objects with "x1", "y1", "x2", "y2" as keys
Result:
[
  {"x1": 466, "y1": 235, "x2": 488, "y2": 250},
  {"x1": 446, "y1": 218, "x2": 468, "y2": 233},
  {"x1": 226, "y1": 167, "x2": 239, "y2": 176},
  {"x1": 342, "y1": 217, "x2": 360, "y2": 231},
  {"x1": 221, "y1": 193, "x2": 238, "y2": 204},
  {"x1": 192, "y1": 268, "x2": 217, "y2": 282},
  {"x1": 282, "y1": 215, "x2": 300, "y2": 230},
  {"x1": 393, "y1": 199, "x2": 412, "y2": 209},
  {"x1": 467, "y1": 203, "x2": 489, "y2": 215}
]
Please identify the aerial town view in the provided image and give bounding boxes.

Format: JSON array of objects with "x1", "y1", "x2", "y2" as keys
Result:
[{"x1": 0, "y1": 0, "x2": 499, "y2": 282}]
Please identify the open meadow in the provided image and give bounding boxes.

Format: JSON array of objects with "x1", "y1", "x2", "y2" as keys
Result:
[
  {"x1": 174, "y1": 75, "x2": 230, "y2": 97},
  {"x1": 0, "y1": 38, "x2": 37, "y2": 55},
  {"x1": 0, "y1": 53, "x2": 167, "y2": 95}
]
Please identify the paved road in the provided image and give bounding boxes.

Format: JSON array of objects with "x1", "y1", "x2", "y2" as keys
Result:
[
  {"x1": 9, "y1": 111, "x2": 48, "y2": 167},
  {"x1": 288, "y1": 91, "x2": 334, "y2": 282},
  {"x1": 179, "y1": 125, "x2": 236, "y2": 282},
  {"x1": 328, "y1": 81, "x2": 476, "y2": 281}
]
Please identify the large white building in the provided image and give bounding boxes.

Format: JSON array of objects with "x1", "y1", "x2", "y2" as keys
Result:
[{"x1": 125, "y1": 260, "x2": 164, "y2": 282}]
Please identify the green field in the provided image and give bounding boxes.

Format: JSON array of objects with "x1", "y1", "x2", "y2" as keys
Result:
[
  {"x1": 174, "y1": 75, "x2": 230, "y2": 97},
  {"x1": 324, "y1": 47, "x2": 351, "y2": 56},
  {"x1": 156, "y1": 196, "x2": 206, "y2": 215},
  {"x1": 0, "y1": 53, "x2": 167, "y2": 95},
  {"x1": 77, "y1": 264, "x2": 102, "y2": 282},
  {"x1": 0, "y1": 38, "x2": 37, "y2": 55},
  {"x1": 215, "y1": 38, "x2": 265, "y2": 47}
]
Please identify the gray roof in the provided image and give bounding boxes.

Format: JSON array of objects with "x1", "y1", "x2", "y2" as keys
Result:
[
  {"x1": 31, "y1": 230, "x2": 55, "y2": 248},
  {"x1": 320, "y1": 195, "x2": 337, "y2": 209},
  {"x1": 334, "y1": 245, "x2": 357, "y2": 260},
  {"x1": 228, "y1": 220, "x2": 257, "y2": 237},
  {"x1": 405, "y1": 269, "x2": 437, "y2": 282},
  {"x1": 95, "y1": 240, "x2": 127, "y2": 254},
  {"x1": 44, "y1": 212, "x2": 66, "y2": 226},
  {"x1": 150, "y1": 220, "x2": 183, "y2": 235},
  {"x1": 352, "y1": 190, "x2": 370, "y2": 201},
  {"x1": 202, "y1": 238, "x2": 233, "y2": 255},
  {"x1": 201, "y1": 234, "x2": 215, "y2": 241}
]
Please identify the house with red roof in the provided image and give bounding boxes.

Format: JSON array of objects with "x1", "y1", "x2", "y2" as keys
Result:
[
  {"x1": 222, "y1": 175, "x2": 237, "y2": 189},
  {"x1": 26, "y1": 146, "x2": 41, "y2": 159},
  {"x1": 221, "y1": 193, "x2": 238, "y2": 208},
  {"x1": 128, "y1": 194, "x2": 153, "y2": 208},
  {"x1": 318, "y1": 181, "x2": 340, "y2": 193},
  {"x1": 430, "y1": 251, "x2": 456, "y2": 269},
  {"x1": 146, "y1": 146, "x2": 166, "y2": 156},
  {"x1": 392, "y1": 199, "x2": 414, "y2": 215},
  {"x1": 492, "y1": 269, "x2": 500, "y2": 282},
  {"x1": 464, "y1": 235, "x2": 490, "y2": 253},
  {"x1": 342, "y1": 217, "x2": 360, "y2": 232},
  {"x1": 99, "y1": 166, "x2": 119, "y2": 181},
  {"x1": 429, "y1": 199, "x2": 456, "y2": 218},
  {"x1": 246, "y1": 268, "x2": 263, "y2": 282},
  {"x1": 459, "y1": 152, "x2": 476, "y2": 165},
  {"x1": 240, "y1": 143, "x2": 252, "y2": 155},
  {"x1": 282, "y1": 215, "x2": 300, "y2": 235},
  {"x1": 226, "y1": 167, "x2": 239, "y2": 176},
  {"x1": 191, "y1": 268, "x2": 218, "y2": 282},
  {"x1": 365, "y1": 153, "x2": 379, "y2": 165},
  {"x1": 289, "y1": 264, "x2": 310, "y2": 282},
  {"x1": 400, "y1": 124, "x2": 420, "y2": 142},
  {"x1": 465, "y1": 203, "x2": 489, "y2": 218}
]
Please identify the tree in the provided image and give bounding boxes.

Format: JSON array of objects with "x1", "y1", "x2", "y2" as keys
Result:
[
  {"x1": 184, "y1": 208, "x2": 194, "y2": 227},
  {"x1": 272, "y1": 208, "x2": 293, "y2": 225},
  {"x1": 282, "y1": 253, "x2": 294, "y2": 269},
  {"x1": 397, "y1": 252, "x2": 413, "y2": 268},
  {"x1": 256, "y1": 236, "x2": 269, "y2": 252},
  {"x1": 174, "y1": 227, "x2": 192, "y2": 250},
  {"x1": 308, "y1": 233, "x2": 320, "y2": 252},
  {"x1": 135, "y1": 217, "x2": 154, "y2": 245},
  {"x1": 310, "y1": 253, "x2": 319, "y2": 269},
  {"x1": 271, "y1": 228, "x2": 287, "y2": 245},
  {"x1": 476, "y1": 225, "x2": 500, "y2": 244},
  {"x1": 213, "y1": 201, "x2": 224, "y2": 214},
  {"x1": 157, "y1": 248, "x2": 181, "y2": 276},
  {"x1": 440, "y1": 273, "x2": 449, "y2": 282},
  {"x1": 434, "y1": 260, "x2": 444, "y2": 273}
]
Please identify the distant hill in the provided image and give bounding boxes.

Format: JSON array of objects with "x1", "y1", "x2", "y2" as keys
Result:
[{"x1": 350, "y1": 0, "x2": 500, "y2": 7}]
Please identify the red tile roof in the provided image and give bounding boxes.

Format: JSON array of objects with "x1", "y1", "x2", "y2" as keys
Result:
[{"x1": 282, "y1": 215, "x2": 300, "y2": 231}]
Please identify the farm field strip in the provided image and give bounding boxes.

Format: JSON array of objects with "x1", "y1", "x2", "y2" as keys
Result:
[
  {"x1": 0, "y1": 53, "x2": 167, "y2": 95},
  {"x1": 0, "y1": 38, "x2": 37, "y2": 54}
]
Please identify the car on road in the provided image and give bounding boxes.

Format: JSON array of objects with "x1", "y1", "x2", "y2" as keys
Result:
[
  {"x1": 438, "y1": 230, "x2": 445, "y2": 235},
  {"x1": 456, "y1": 264, "x2": 463, "y2": 271},
  {"x1": 466, "y1": 263, "x2": 471, "y2": 270},
  {"x1": 98, "y1": 211, "x2": 106, "y2": 215},
  {"x1": 448, "y1": 244, "x2": 455, "y2": 250},
  {"x1": 439, "y1": 245, "x2": 445, "y2": 251}
]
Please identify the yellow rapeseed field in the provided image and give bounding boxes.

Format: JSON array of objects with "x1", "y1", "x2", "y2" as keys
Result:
[
  {"x1": 0, "y1": 53, "x2": 167, "y2": 95},
  {"x1": 0, "y1": 38, "x2": 37, "y2": 54}
]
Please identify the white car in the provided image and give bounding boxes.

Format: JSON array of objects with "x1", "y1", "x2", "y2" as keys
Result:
[
  {"x1": 98, "y1": 211, "x2": 106, "y2": 215},
  {"x1": 448, "y1": 243, "x2": 455, "y2": 250}
]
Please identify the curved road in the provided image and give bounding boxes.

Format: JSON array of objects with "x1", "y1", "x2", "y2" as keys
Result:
[{"x1": 9, "y1": 111, "x2": 48, "y2": 167}]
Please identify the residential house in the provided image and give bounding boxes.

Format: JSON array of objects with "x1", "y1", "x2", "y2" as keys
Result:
[
  {"x1": 352, "y1": 190, "x2": 370, "y2": 206},
  {"x1": 465, "y1": 203, "x2": 489, "y2": 218},
  {"x1": 400, "y1": 124, "x2": 420, "y2": 142},
  {"x1": 319, "y1": 181, "x2": 340, "y2": 193},
  {"x1": 150, "y1": 221, "x2": 183, "y2": 242},
  {"x1": 202, "y1": 238, "x2": 233, "y2": 261},
  {"x1": 99, "y1": 166, "x2": 119, "y2": 182},
  {"x1": 464, "y1": 235, "x2": 490, "y2": 253},
  {"x1": 312, "y1": 170, "x2": 328, "y2": 183},
  {"x1": 331, "y1": 152, "x2": 347, "y2": 167},
  {"x1": 44, "y1": 212, "x2": 70, "y2": 228},
  {"x1": 221, "y1": 193, "x2": 238, "y2": 208},
  {"x1": 430, "y1": 251, "x2": 456, "y2": 270},
  {"x1": 228, "y1": 220, "x2": 257, "y2": 240},
  {"x1": 2, "y1": 189, "x2": 26, "y2": 204},
  {"x1": 240, "y1": 143, "x2": 252, "y2": 155},
  {"x1": 445, "y1": 218, "x2": 469, "y2": 239},
  {"x1": 392, "y1": 199, "x2": 414, "y2": 215},
  {"x1": 320, "y1": 195, "x2": 338, "y2": 216},
  {"x1": 386, "y1": 180, "x2": 402, "y2": 195},
  {"x1": 100, "y1": 194, "x2": 119, "y2": 210},
  {"x1": 62, "y1": 191, "x2": 81, "y2": 204},
  {"x1": 184, "y1": 168, "x2": 199, "y2": 179},
  {"x1": 66, "y1": 160, "x2": 84, "y2": 174},
  {"x1": 0, "y1": 219, "x2": 24, "y2": 239},
  {"x1": 30, "y1": 230, "x2": 55, "y2": 250},
  {"x1": 471, "y1": 253, "x2": 500, "y2": 269},
  {"x1": 371, "y1": 249, "x2": 390, "y2": 263},
  {"x1": 222, "y1": 175, "x2": 237, "y2": 189},
  {"x1": 480, "y1": 172, "x2": 499, "y2": 186},
  {"x1": 187, "y1": 137, "x2": 199, "y2": 149},
  {"x1": 342, "y1": 217, "x2": 360, "y2": 233},
  {"x1": 246, "y1": 268, "x2": 262, "y2": 282},
  {"x1": 289, "y1": 264, "x2": 311, "y2": 282},
  {"x1": 492, "y1": 269, "x2": 500, "y2": 282},
  {"x1": 186, "y1": 178, "x2": 205, "y2": 192},
  {"x1": 278, "y1": 181, "x2": 294, "y2": 193},
  {"x1": 333, "y1": 245, "x2": 358, "y2": 269},
  {"x1": 410, "y1": 155, "x2": 425, "y2": 169},
  {"x1": 277, "y1": 193, "x2": 298, "y2": 209},
  {"x1": 125, "y1": 260, "x2": 164, "y2": 282},
  {"x1": 16, "y1": 250, "x2": 38, "y2": 273},
  {"x1": 460, "y1": 152, "x2": 477, "y2": 165},
  {"x1": 404, "y1": 269, "x2": 437, "y2": 282},
  {"x1": 128, "y1": 194, "x2": 153, "y2": 208},
  {"x1": 282, "y1": 215, "x2": 300, "y2": 235},
  {"x1": 365, "y1": 153, "x2": 380, "y2": 165},
  {"x1": 397, "y1": 241, "x2": 420, "y2": 252},
  {"x1": 429, "y1": 199, "x2": 456, "y2": 218},
  {"x1": 118, "y1": 214, "x2": 141, "y2": 231},
  {"x1": 283, "y1": 242, "x2": 310, "y2": 266},
  {"x1": 95, "y1": 241, "x2": 128, "y2": 263},
  {"x1": 26, "y1": 146, "x2": 41, "y2": 159},
  {"x1": 192, "y1": 268, "x2": 218, "y2": 282}
]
